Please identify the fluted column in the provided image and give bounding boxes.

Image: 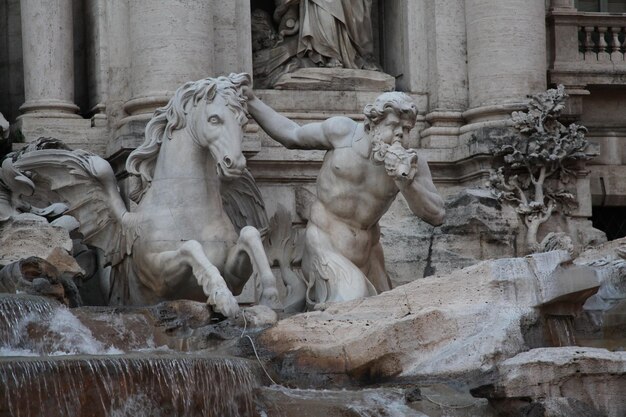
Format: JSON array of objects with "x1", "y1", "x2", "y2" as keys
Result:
[
  {"x1": 463, "y1": 0, "x2": 546, "y2": 130},
  {"x1": 19, "y1": 0, "x2": 79, "y2": 117},
  {"x1": 123, "y1": 0, "x2": 214, "y2": 117}
]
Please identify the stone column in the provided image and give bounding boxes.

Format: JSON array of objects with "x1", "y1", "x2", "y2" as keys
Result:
[
  {"x1": 19, "y1": 0, "x2": 79, "y2": 117},
  {"x1": 123, "y1": 0, "x2": 214, "y2": 117},
  {"x1": 214, "y1": 0, "x2": 253, "y2": 76},
  {"x1": 463, "y1": 0, "x2": 546, "y2": 131},
  {"x1": 421, "y1": 0, "x2": 468, "y2": 148}
]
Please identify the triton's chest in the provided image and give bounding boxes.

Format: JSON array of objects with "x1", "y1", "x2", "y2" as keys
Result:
[{"x1": 321, "y1": 147, "x2": 396, "y2": 197}]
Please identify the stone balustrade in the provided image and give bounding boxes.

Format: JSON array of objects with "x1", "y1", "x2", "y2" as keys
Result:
[
  {"x1": 549, "y1": 10, "x2": 626, "y2": 86},
  {"x1": 580, "y1": 24, "x2": 626, "y2": 61}
]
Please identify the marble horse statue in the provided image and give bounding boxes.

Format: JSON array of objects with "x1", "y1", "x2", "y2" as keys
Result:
[{"x1": 7, "y1": 73, "x2": 281, "y2": 317}]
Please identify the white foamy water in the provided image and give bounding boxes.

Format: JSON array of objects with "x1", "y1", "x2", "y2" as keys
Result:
[
  {"x1": 0, "y1": 298, "x2": 124, "y2": 356},
  {"x1": 260, "y1": 386, "x2": 425, "y2": 417},
  {"x1": 39, "y1": 308, "x2": 125, "y2": 356},
  {"x1": 0, "y1": 347, "x2": 39, "y2": 357}
]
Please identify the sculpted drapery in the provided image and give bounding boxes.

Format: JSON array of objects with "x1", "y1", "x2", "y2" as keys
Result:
[
  {"x1": 303, "y1": 0, "x2": 375, "y2": 68},
  {"x1": 252, "y1": 0, "x2": 380, "y2": 87},
  {"x1": 274, "y1": 0, "x2": 377, "y2": 69}
]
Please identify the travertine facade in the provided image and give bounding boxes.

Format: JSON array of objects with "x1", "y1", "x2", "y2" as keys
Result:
[{"x1": 1, "y1": 0, "x2": 624, "y2": 284}]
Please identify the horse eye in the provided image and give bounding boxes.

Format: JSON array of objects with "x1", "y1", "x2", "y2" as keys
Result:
[{"x1": 208, "y1": 115, "x2": 221, "y2": 124}]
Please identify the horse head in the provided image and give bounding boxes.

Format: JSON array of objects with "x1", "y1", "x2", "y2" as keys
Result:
[
  {"x1": 184, "y1": 75, "x2": 250, "y2": 179},
  {"x1": 126, "y1": 73, "x2": 252, "y2": 202}
]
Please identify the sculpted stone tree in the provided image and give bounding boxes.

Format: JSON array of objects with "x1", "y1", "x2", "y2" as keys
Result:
[
  {"x1": 487, "y1": 85, "x2": 594, "y2": 253},
  {"x1": 245, "y1": 88, "x2": 445, "y2": 305}
]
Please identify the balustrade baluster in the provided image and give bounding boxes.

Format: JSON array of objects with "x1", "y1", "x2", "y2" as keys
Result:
[
  {"x1": 583, "y1": 26, "x2": 596, "y2": 60},
  {"x1": 597, "y1": 26, "x2": 610, "y2": 61},
  {"x1": 610, "y1": 27, "x2": 623, "y2": 61}
]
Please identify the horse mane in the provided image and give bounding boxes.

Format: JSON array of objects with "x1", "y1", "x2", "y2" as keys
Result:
[{"x1": 125, "y1": 73, "x2": 251, "y2": 203}]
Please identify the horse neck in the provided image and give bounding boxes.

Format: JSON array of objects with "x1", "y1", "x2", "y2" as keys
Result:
[{"x1": 150, "y1": 129, "x2": 222, "y2": 202}]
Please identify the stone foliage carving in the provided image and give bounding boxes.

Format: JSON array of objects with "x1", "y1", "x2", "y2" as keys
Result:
[
  {"x1": 6, "y1": 74, "x2": 281, "y2": 317},
  {"x1": 246, "y1": 89, "x2": 445, "y2": 305},
  {"x1": 252, "y1": 0, "x2": 380, "y2": 88},
  {"x1": 487, "y1": 85, "x2": 595, "y2": 253}
]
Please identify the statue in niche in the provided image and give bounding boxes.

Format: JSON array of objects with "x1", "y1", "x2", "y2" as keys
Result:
[
  {"x1": 245, "y1": 88, "x2": 445, "y2": 304},
  {"x1": 252, "y1": 0, "x2": 381, "y2": 89},
  {"x1": 6, "y1": 74, "x2": 282, "y2": 317}
]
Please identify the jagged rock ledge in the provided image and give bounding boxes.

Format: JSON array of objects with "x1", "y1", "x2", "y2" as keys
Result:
[{"x1": 258, "y1": 250, "x2": 603, "y2": 387}]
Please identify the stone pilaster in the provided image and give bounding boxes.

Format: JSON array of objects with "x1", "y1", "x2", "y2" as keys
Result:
[
  {"x1": 19, "y1": 0, "x2": 79, "y2": 118},
  {"x1": 464, "y1": 0, "x2": 547, "y2": 133}
]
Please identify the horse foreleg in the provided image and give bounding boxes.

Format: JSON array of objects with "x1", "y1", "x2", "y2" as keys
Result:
[
  {"x1": 225, "y1": 226, "x2": 283, "y2": 310},
  {"x1": 147, "y1": 240, "x2": 240, "y2": 317}
]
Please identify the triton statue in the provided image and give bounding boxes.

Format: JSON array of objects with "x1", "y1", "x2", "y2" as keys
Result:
[{"x1": 245, "y1": 88, "x2": 445, "y2": 304}]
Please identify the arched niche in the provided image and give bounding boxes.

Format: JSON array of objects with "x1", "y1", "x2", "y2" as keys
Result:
[{"x1": 249, "y1": 0, "x2": 390, "y2": 90}]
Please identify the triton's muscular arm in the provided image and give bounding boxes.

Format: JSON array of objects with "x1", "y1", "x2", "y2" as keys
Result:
[
  {"x1": 245, "y1": 90, "x2": 354, "y2": 150},
  {"x1": 396, "y1": 156, "x2": 445, "y2": 226}
]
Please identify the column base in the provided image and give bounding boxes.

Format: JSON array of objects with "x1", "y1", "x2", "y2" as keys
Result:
[
  {"x1": 421, "y1": 111, "x2": 464, "y2": 148},
  {"x1": 14, "y1": 115, "x2": 107, "y2": 155},
  {"x1": 18, "y1": 99, "x2": 80, "y2": 119},
  {"x1": 123, "y1": 94, "x2": 172, "y2": 117},
  {"x1": 460, "y1": 102, "x2": 527, "y2": 136}
]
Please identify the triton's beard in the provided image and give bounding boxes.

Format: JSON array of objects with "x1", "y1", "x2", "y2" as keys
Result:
[{"x1": 369, "y1": 128, "x2": 389, "y2": 164}]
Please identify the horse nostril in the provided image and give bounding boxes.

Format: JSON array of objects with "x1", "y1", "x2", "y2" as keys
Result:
[{"x1": 223, "y1": 156, "x2": 233, "y2": 168}]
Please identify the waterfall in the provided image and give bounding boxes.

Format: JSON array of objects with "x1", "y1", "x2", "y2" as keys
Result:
[
  {"x1": 0, "y1": 294, "x2": 56, "y2": 353},
  {"x1": 0, "y1": 294, "x2": 123, "y2": 356},
  {"x1": 0, "y1": 354, "x2": 260, "y2": 417}
]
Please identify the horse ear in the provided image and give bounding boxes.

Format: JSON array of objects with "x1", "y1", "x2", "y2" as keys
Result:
[
  {"x1": 196, "y1": 82, "x2": 217, "y2": 105},
  {"x1": 228, "y1": 73, "x2": 251, "y2": 89},
  {"x1": 207, "y1": 83, "x2": 217, "y2": 100}
]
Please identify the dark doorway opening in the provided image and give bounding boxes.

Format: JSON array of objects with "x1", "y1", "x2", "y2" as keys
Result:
[{"x1": 592, "y1": 206, "x2": 626, "y2": 241}]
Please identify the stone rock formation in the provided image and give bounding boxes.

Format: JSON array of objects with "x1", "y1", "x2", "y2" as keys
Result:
[
  {"x1": 473, "y1": 347, "x2": 626, "y2": 417},
  {"x1": 573, "y1": 237, "x2": 626, "y2": 350},
  {"x1": 0, "y1": 257, "x2": 82, "y2": 307},
  {"x1": 0, "y1": 217, "x2": 74, "y2": 266},
  {"x1": 259, "y1": 250, "x2": 601, "y2": 386}
]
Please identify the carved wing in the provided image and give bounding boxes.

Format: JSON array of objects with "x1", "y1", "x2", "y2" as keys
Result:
[
  {"x1": 220, "y1": 169, "x2": 269, "y2": 235},
  {"x1": 11, "y1": 149, "x2": 135, "y2": 267}
]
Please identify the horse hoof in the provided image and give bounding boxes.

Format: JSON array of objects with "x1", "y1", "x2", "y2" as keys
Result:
[
  {"x1": 260, "y1": 288, "x2": 283, "y2": 311},
  {"x1": 210, "y1": 292, "x2": 240, "y2": 318}
]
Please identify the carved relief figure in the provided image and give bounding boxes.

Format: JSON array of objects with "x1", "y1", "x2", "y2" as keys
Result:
[
  {"x1": 252, "y1": 0, "x2": 380, "y2": 88},
  {"x1": 245, "y1": 89, "x2": 445, "y2": 304},
  {"x1": 8, "y1": 74, "x2": 281, "y2": 317}
]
